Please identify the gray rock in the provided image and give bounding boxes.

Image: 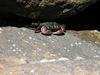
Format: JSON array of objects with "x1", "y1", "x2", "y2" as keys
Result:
[
  {"x1": 0, "y1": 0, "x2": 98, "y2": 19},
  {"x1": 0, "y1": 27, "x2": 100, "y2": 75}
]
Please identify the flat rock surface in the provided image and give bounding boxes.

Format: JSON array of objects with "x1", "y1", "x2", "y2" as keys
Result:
[{"x1": 0, "y1": 27, "x2": 100, "y2": 75}]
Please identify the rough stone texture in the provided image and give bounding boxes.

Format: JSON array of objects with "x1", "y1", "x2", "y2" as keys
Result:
[
  {"x1": 0, "y1": 0, "x2": 98, "y2": 19},
  {"x1": 0, "y1": 27, "x2": 100, "y2": 75}
]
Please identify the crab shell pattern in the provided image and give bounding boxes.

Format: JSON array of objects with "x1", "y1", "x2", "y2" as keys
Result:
[{"x1": 35, "y1": 22, "x2": 65, "y2": 35}]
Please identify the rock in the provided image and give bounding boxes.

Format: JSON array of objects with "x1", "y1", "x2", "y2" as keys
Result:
[
  {"x1": 0, "y1": 27, "x2": 100, "y2": 75},
  {"x1": 0, "y1": 0, "x2": 98, "y2": 19}
]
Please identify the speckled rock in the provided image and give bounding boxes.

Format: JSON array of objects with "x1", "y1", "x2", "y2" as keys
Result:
[
  {"x1": 0, "y1": 0, "x2": 98, "y2": 19},
  {"x1": 0, "y1": 27, "x2": 100, "y2": 75}
]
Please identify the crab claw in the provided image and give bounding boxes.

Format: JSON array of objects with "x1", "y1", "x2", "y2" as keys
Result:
[
  {"x1": 53, "y1": 25, "x2": 65, "y2": 35},
  {"x1": 41, "y1": 26, "x2": 52, "y2": 35}
]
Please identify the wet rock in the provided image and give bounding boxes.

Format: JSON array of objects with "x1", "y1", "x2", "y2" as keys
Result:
[
  {"x1": 0, "y1": 0, "x2": 98, "y2": 19},
  {"x1": 0, "y1": 27, "x2": 100, "y2": 75}
]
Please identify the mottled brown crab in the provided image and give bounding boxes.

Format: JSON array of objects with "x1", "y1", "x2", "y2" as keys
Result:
[{"x1": 33, "y1": 22, "x2": 65, "y2": 35}]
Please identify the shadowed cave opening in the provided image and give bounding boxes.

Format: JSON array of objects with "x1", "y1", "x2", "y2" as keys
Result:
[{"x1": 0, "y1": 1, "x2": 100, "y2": 31}]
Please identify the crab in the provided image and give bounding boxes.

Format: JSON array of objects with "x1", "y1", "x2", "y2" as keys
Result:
[{"x1": 34, "y1": 22, "x2": 66, "y2": 35}]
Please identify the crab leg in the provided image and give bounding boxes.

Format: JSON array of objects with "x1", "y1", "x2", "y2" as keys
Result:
[{"x1": 34, "y1": 24, "x2": 42, "y2": 33}]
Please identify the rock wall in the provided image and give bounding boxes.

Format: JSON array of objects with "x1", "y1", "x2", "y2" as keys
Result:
[{"x1": 0, "y1": 0, "x2": 98, "y2": 19}]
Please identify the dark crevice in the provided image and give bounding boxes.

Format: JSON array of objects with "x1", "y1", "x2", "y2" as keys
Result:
[{"x1": 0, "y1": 1, "x2": 100, "y2": 31}]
